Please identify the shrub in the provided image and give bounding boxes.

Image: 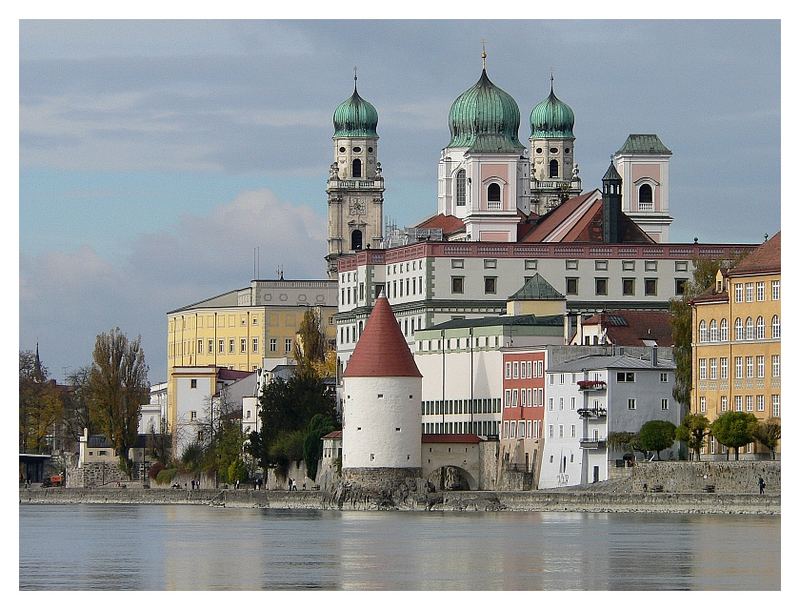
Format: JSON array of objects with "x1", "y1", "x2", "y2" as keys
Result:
[
  {"x1": 148, "y1": 461, "x2": 165, "y2": 480},
  {"x1": 156, "y1": 467, "x2": 177, "y2": 485}
]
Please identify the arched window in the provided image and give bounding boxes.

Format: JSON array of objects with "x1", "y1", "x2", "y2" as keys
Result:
[
  {"x1": 352, "y1": 158, "x2": 362, "y2": 178},
  {"x1": 639, "y1": 184, "x2": 653, "y2": 207},
  {"x1": 720, "y1": 318, "x2": 728, "y2": 342},
  {"x1": 698, "y1": 320, "x2": 707, "y2": 343},
  {"x1": 745, "y1": 317, "x2": 753, "y2": 340},
  {"x1": 709, "y1": 320, "x2": 718, "y2": 342},
  {"x1": 756, "y1": 316, "x2": 765, "y2": 340},
  {"x1": 358, "y1": 320, "x2": 363, "y2": 337},
  {"x1": 735, "y1": 318, "x2": 743, "y2": 341},
  {"x1": 487, "y1": 183, "x2": 501, "y2": 209},
  {"x1": 772, "y1": 315, "x2": 780, "y2": 339},
  {"x1": 351, "y1": 229, "x2": 363, "y2": 251},
  {"x1": 456, "y1": 169, "x2": 466, "y2": 206},
  {"x1": 549, "y1": 159, "x2": 559, "y2": 178}
]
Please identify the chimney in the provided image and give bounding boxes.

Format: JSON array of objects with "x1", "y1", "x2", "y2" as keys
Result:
[
  {"x1": 602, "y1": 161, "x2": 623, "y2": 243},
  {"x1": 563, "y1": 314, "x2": 571, "y2": 344},
  {"x1": 576, "y1": 314, "x2": 583, "y2": 345}
]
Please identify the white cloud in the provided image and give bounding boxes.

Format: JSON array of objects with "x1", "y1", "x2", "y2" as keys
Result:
[{"x1": 19, "y1": 188, "x2": 329, "y2": 382}]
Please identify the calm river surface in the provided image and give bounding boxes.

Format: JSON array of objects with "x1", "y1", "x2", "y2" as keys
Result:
[{"x1": 19, "y1": 505, "x2": 779, "y2": 590}]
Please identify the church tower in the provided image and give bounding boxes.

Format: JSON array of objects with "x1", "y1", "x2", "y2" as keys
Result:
[
  {"x1": 613, "y1": 134, "x2": 673, "y2": 243},
  {"x1": 437, "y1": 47, "x2": 528, "y2": 242},
  {"x1": 326, "y1": 73, "x2": 385, "y2": 278},
  {"x1": 529, "y1": 76, "x2": 582, "y2": 215}
]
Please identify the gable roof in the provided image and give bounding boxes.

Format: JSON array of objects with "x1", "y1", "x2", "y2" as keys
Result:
[
  {"x1": 343, "y1": 294, "x2": 422, "y2": 378},
  {"x1": 728, "y1": 232, "x2": 780, "y2": 277},
  {"x1": 508, "y1": 273, "x2": 565, "y2": 301},
  {"x1": 416, "y1": 213, "x2": 466, "y2": 237},
  {"x1": 426, "y1": 313, "x2": 564, "y2": 331}
]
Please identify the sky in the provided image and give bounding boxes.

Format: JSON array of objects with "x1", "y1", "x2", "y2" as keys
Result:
[{"x1": 18, "y1": 19, "x2": 781, "y2": 385}]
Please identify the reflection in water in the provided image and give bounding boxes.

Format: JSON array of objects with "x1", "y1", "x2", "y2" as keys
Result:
[{"x1": 19, "y1": 505, "x2": 779, "y2": 591}]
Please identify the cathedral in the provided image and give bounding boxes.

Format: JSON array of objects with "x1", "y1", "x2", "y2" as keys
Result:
[{"x1": 325, "y1": 53, "x2": 675, "y2": 279}]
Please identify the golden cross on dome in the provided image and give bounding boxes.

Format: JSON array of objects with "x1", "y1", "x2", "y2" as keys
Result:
[{"x1": 481, "y1": 40, "x2": 487, "y2": 69}]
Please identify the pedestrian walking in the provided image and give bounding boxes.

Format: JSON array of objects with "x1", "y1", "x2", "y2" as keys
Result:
[{"x1": 758, "y1": 476, "x2": 766, "y2": 495}]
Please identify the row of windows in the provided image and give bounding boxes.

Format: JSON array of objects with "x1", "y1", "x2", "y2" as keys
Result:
[
  {"x1": 421, "y1": 398, "x2": 501, "y2": 415},
  {"x1": 502, "y1": 419, "x2": 543, "y2": 440},
  {"x1": 548, "y1": 371, "x2": 669, "y2": 385},
  {"x1": 422, "y1": 420, "x2": 499, "y2": 436},
  {"x1": 450, "y1": 275, "x2": 497, "y2": 294},
  {"x1": 699, "y1": 316, "x2": 781, "y2": 342},
  {"x1": 504, "y1": 388, "x2": 545, "y2": 407},
  {"x1": 565, "y1": 259, "x2": 682, "y2": 272},
  {"x1": 172, "y1": 314, "x2": 260, "y2": 331},
  {"x1": 697, "y1": 394, "x2": 780, "y2": 417},
  {"x1": 733, "y1": 280, "x2": 780, "y2": 303},
  {"x1": 504, "y1": 360, "x2": 545, "y2": 379},
  {"x1": 452, "y1": 258, "x2": 539, "y2": 271},
  {"x1": 698, "y1": 355, "x2": 780, "y2": 380},
  {"x1": 417, "y1": 335, "x2": 501, "y2": 352}
]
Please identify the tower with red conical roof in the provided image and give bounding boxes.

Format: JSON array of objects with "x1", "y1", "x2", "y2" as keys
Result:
[{"x1": 342, "y1": 292, "x2": 422, "y2": 483}]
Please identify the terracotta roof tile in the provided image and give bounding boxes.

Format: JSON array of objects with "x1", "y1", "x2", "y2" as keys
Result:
[
  {"x1": 415, "y1": 213, "x2": 466, "y2": 236},
  {"x1": 580, "y1": 310, "x2": 674, "y2": 347},
  {"x1": 321, "y1": 430, "x2": 342, "y2": 440},
  {"x1": 343, "y1": 295, "x2": 422, "y2": 378},
  {"x1": 729, "y1": 232, "x2": 780, "y2": 276}
]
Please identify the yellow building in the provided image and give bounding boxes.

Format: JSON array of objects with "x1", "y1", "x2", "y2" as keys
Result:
[
  {"x1": 166, "y1": 279, "x2": 338, "y2": 433},
  {"x1": 691, "y1": 232, "x2": 780, "y2": 458}
]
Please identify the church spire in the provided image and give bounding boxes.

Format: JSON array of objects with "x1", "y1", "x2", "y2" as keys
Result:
[{"x1": 481, "y1": 40, "x2": 487, "y2": 71}]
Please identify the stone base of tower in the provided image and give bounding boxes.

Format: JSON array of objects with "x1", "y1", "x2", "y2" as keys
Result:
[{"x1": 342, "y1": 467, "x2": 422, "y2": 491}]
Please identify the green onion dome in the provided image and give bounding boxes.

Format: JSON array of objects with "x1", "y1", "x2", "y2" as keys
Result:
[
  {"x1": 333, "y1": 82, "x2": 379, "y2": 138},
  {"x1": 447, "y1": 69, "x2": 523, "y2": 153},
  {"x1": 530, "y1": 82, "x2": 575, "y2": 139}
]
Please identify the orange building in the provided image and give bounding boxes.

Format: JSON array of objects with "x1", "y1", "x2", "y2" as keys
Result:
[{"x1": 691, "y1": 233, "x2": 780, "y2": 459}]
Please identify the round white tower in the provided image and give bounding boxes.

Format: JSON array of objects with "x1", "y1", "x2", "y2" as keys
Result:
[{"x1": 342, "y1": 292, "x2": 422, "y2": 484}]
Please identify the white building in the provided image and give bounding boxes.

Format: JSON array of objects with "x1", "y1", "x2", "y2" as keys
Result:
[
  {"x1": 414, "y1": 313, "x2": 567, "y2": 438},
  {"x1": 539, "y1": 349, "x2": 678, "y2": 489},
  {"x1": 170, "y1": 366, "x2": 253, "y2": 458}
]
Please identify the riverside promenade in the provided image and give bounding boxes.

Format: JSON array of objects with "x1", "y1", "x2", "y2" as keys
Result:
[{"x1": 19, "y1": 487, "x2": 779, "y2": 515}]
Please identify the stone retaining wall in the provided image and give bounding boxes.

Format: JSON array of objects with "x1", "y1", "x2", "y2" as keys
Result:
[
  {"x1": 611, "y1": 461, "x2": 780, "y2": 494},
  {"x1": 20, "y1": 487, "x2": 779, "y2": 515}
]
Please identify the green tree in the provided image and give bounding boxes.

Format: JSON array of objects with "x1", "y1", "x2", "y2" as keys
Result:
[
  {"x1": 246, "y1": 372, "x2": 339, "y2": 478},
  {"x1": 675, "y1": 413, "x2": 710, "y2": 461},
  {"x1": 710, "y1": 411, "x2": 759, "y2": 461},
  {"x1": 87, "y1": 328, "x2": 149, "y2": 475},
  {"x1": 752, "y1": 418, "x2": 781, "y2": 460},
  {"x1": 19, "y1": 350, "x2": 64, "y2": 454},
  {"x1": 60, "y1": 366, "x2": 94, "y2": 452},
  {"x1": 638, "y1": 420, "x2": 677, "y2": 460},
  {"x1": 303, "y1": 414, "x2": 337, "y2": 481}
]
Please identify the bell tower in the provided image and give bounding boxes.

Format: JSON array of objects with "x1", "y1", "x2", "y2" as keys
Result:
[
  {"x1": 326, "y1": 71, "x2": 385, "y2": 278},
  {"x1": 529, "y1": 76, "x2": 582, "y2": 215}
]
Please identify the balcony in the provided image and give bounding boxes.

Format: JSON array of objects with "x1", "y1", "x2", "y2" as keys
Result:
[
  {"x1": 577, "y1": 407, "x2": 607, "y2": 419},
  {"x1": 577, "y1": 380, "x2": 607, "y2": 392},
  {"x1": 580, "y1": 438, "x2": 607, "y2": 450}
]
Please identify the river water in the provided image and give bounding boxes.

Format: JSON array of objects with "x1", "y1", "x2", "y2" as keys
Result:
[{"x1": 19, "y1": 505, "x2": 779, "y2": 590}]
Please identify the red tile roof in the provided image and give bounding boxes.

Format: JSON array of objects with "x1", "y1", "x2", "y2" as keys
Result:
[
  {"x1": 580, "y1": 310, "x2": 674, "y2": 347},
  {"x1": 519, "y1": 192, "x2": 597, "y2": 242},
  {"x1": 416, "y1": 213, "x2": 466, "y2": 236},
  {"x1": 217, "y1": 369, "x2": 253, "y2": 381},
  {"x1": 729, "y1": 232, "x2": 780, "y2": 277},
  {"x1": 421, "y1": 434, "x2": 482, "y2": 444},
  {"x1": 321, "y1": 430, "x2": 342, "y2": 440},
  {"x1": 343, "y1": 294, "x2": 422, "y2": 378}
]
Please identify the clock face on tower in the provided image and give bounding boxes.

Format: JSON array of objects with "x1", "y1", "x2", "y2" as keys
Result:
[{"x1": 349, "y1": 198, "x2": 366, "y2": 215}]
